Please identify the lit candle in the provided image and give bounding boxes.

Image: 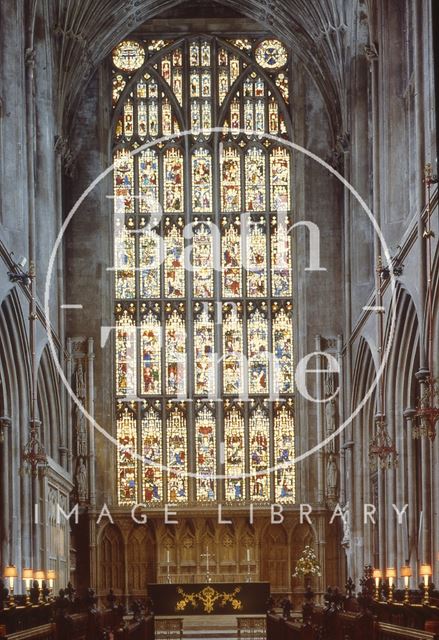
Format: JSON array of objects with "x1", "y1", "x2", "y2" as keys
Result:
[
  {"x1": 247, "y1": 549, "x2": 250, "y2": 562},
  {"x1": 166, "y1": 550, "x2": 170, "y2": 564}
]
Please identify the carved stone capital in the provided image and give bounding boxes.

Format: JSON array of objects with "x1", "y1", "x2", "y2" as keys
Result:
[{"x1": 364, "y1": 43, "x2": 378, "y2": 63}]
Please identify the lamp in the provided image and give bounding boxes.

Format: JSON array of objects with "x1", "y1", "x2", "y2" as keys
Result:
[
  {"x1": 400, "y1": 566, "x2": 412, "y2": 604},
  {"x1": 386, "y1": 568, "x2": 397, "y2": 603},
  {"x1": 420, "y1": 564, "x2": 432, "y2": 605},
  {"x1": 46, "y1": 570, "x2": 56, "y2": 599},
  {"x1": 34, "y1": 570, "x2": 45, "y2": 603},
  {"x1": 373, "y1": 569, "x2": 382, "y2": 600},
  {"x1": 22, "y1": 569, "x2": 33, "y2": 605},
  {"x1": 4, "y1": 565, "x2": 18, "y2": 606}
]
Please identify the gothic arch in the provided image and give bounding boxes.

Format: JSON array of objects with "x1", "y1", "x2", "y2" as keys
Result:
[
  {"x1": 127, "y1": 525, "x2": 156, "y2": 593},
  {"x1": 260, "y1": 522, "x2": 289, "y2": 589},
  {"x1": 37, "y1": 344, "x2": 64, "y2": 462},
  {"x1": 97, "y1": 523, "x2": 124, "y2": 594}
]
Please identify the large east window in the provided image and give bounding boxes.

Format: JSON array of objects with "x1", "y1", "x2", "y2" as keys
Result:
[{"x1": 111, "y1": 35, "x2": 295, "y2": 506}]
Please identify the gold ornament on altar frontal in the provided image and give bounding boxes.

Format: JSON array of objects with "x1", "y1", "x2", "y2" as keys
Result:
[{"x1": 176, "y1": 586, "x2": 242, "y2": 614}]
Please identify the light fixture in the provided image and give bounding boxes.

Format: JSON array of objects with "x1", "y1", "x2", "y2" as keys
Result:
[
  {"x1": 372, "y1": 569, "x2": 382, "y2": 600},
  {"x1": 386, "y1": 567, "x2": 397, "y2": 603},
  {"x1": 400, "y1": 566, "x2": 412, "y2": 604},
  {"x1": 4, "y1": 565, "x2": 18, "y2": 606},
  {"x1": 420, "y1": 564, "x2": 432, "y2": 605},
  {"x1": 22, "y1": 569, "x2": 33, "y2": 605},
  {"x1": 46, "y1": 570, "x2": 56, "y2": 599}
]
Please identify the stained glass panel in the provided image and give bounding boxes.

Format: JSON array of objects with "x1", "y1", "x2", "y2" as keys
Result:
[
  {"x1": 165, "y1": 305, "x2": 186, "y2": 395},
  {"x1": 270, "y1": 147, "x2": 290, "y2": 211},
  {"x1": 223, "y1": 303, "x2": 244, "y2": 395},
  {"x1": 142, "y1": 404, "x2": 163, "y2": 502},
  {"x1": 113, "y1": 74, "x2": 126, "y2": 107},
  {"x1": 114, "y1": 150, "x2": 134, "y2": 214},
  {"x1": 246, "y1": 217, "x2": 267, "y2": 297},
  {"x1": 249, "y1": 403, "x2": 270, "y2": 501},
  {"x1": 138, "y1": 150, "x2": 159, "y2": 213},
  {"x1": 222, "y1": 218, "x2": 242, "y2": 297},
  {"x1": 115, "y1": 305, "x2": 137, "y2": 397},
  {"x1": 272, "y1": 302, "x2": 294, "y2": 394},
  {"x1": 274, "y1": 402, "x2": 295, "y2": 502},
  {"x1": 117, "y1": 405, "x2": 138, "y2": 505},
  {"x1": 167, "y1": 404, "x2": 188, "y2": 502},
  {"x1": 114, "y1": 219, "x2": 135, "y2": 299},
  {"x1": 196, "y1": 404, "x2": 216, "y2": 500},
  {"x1": 255, "y1": 39, "x2": 288, "y2": 69},
  {"x1": 221, "y1": 147, "x2": 241, "y2": 212},
  {"x1": 164, "y1": 148, "x2": 184, "y2": 212},
  {"x1": 245, "y1": 147, "x2": 265, "y2": 211},
  {"x1": 113, "y1": 40, "x2": 145, "y2": 72},
  {"x1": 140, "y1": 306, "x2": 162, "y2": 395},
  {"x1": 271, "y1": 214, "x2": 292, "y2": 297},
  {"x1": 192, "y1": 222, "x2": 214, "y2": 298},
  {"x1": 192, "y1": 148, "x2": 212, "y2": 212},
  {"x1": 194, "y1": 303, "x2": 215, "y2": 396},
  {"x1": 247, "y1": 305, "x2": 269, "y2": 394},
  {"x1": 224, "y1": 405, "x2": 245, "y2": 501},
  {"x1": 165, "y1": 218, "x2": 185, "y2": 298},
  {"x1": 123, "y1": 99, "x2": 134, "y2": 139}
]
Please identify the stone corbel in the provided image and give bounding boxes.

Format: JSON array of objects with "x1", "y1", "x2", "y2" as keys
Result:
[{"x1": 364, "y1": 42, "x2": 378, "y2": 63}]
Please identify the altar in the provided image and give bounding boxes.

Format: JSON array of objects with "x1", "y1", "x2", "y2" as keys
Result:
[{"x1": 148, "y1": 582, "x2": 270, "y2": 615}]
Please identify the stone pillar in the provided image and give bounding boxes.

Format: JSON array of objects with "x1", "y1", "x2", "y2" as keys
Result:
[{"x1": 404, "y1": 408, "x2": 417, "y2": 587}]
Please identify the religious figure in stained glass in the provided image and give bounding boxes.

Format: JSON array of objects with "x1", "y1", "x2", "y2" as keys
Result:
[
  {"x1": 249, "y1": 403, "x2": 270, "y2": 501},
  {"x1": 142, "y1": 404, "x2": 163, "y2": 502},
  {"x1": 224, "y1": 405, "x2": 245, "y2": 501},
  {"x1": 167, "y1": 404, "x2": 188, "y2": 502},
  {"x1": 196, "y1": 404, "x2": 216, "y2": 501}
]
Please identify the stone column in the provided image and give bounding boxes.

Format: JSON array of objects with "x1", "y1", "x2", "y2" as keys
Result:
[{"x1": 404, "y1": 408, "x2": 416, "y2": 587}]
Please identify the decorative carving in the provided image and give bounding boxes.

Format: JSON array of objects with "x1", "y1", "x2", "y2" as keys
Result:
[
  {"x1": 364, "y1": 42, "x2": 379, "y2": 62},
  {"x1": 76, "y1": 457, "x2": 88, "y2": 503},
  {"x1": 176, "y1": 585, "x2": 242, "y2": 614},
  {"x1": 326, "y1": 452, "x2": 338, "y2": 507}
]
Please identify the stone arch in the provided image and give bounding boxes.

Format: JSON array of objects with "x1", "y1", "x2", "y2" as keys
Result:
[
  {"x1": 127, "y1": 525, "x2": 156, "y2": 593},
  {"x1": 178, "y1": 520, "x2": 196, "y2": 570},
  {"x1": 37, "y1": 344, "x2": 64, "y2": 462},
  {"x1": 260, "y1": 522, "x2": 289, "y2": 590},
  {"x1": 98, "y1": 523, "x2": 124, "y2": 594}
]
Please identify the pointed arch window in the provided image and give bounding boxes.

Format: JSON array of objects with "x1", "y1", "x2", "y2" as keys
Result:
[{"x1": 111, "y1": 35, "x2": 296, "y2": 506}]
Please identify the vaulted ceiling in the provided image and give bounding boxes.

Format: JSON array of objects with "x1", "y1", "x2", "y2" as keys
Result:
[{"x1": 50, "y1": 0, "x2": 369, "y2": 138}]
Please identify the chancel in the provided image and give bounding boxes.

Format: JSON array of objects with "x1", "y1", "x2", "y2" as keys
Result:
[{"x1": 1, "y1": 1, "x2": 439, "y2": 639}]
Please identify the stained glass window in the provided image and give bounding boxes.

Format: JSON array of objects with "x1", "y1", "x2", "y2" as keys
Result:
[
  {"x1": 115, "y1": 304, "x2": 137, "y2": 397},
  {"x1": 165, "y1": 305, "x2": 186, "y2": 396},
  {"x1": 192, "y1": 148, "x2": 212, "y2": 212},
  {"x1": 249, "y1": 402, "x2": 270, "y2": 501},
  {"x1": 224, "y1": 404, "x2": 245, "y2": 501},
  {"x1": 223, "y1": 303, "x2": 244, "y2": 395},
  {"x1": 167, "y1": 404, "x2": 188, "y2": 502},
  {"x1": 113, "y1": 35, "x2": 295, "y2": 506},
  {"x1": 274, "y1": 401, "x2": 295, "y2": 502},
  {"x1": 222, "y1": 218, "x2": 242, "y2": 297},
  {"x1": 117, "y1": 404, "x2": 137, "y2": 505},
  {"x1": 113, "y1": 40, "x2": 145, "y2": 72},
  {"x1": 142, "y1": 403, "x2": 163, "y2": 502},
  {"x1": 140, "y1": 304, "x2": 162, "y2": 395},
  {"x1": 272, "y1": 302, "x2": 294, "y2": 394},
  {"x1": 196, "y1": 403, "x2": 216, "y2": 501}
]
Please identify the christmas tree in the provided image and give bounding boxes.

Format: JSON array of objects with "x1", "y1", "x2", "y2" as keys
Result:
[{"x1": 293, "y1": 545, "x2": 321, "y2": 577}]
